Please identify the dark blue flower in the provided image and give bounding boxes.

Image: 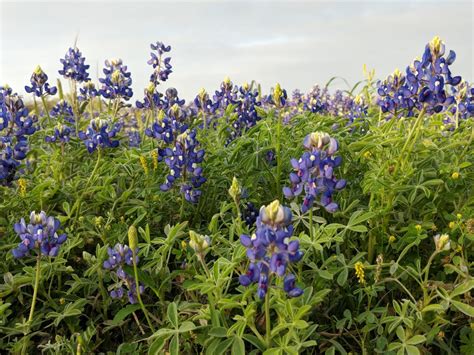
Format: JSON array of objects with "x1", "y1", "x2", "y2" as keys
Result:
[
  {"x1": 25, "y1": 66, "x2": 57, "y2": 97},
  {"x1": 99, "y1": 59, "x2": 133, "y2": 100},
  {"x1": 58, "y1": 47, "x2": 90, "y2": 83},
  {"x1": 78, "y1": 118, "x2": 121, "y2": 153},
  {"x1": 11, "y1": 211, "x2": 67, "y2": 258},
  {"x1": 102, "y1": 243, "x2": 144, "y2": 304},
  {"x1": 284, "y1": 132, "x2": 346, "y2": 213},
  {"x1": 239, "y1": 200, "x2": 304, "y2": 299}
]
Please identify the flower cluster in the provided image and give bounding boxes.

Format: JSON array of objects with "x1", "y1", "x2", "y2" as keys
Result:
[
  {"x1": 136, "y1": 41, "x2": 173, "y2": 109},
  {"x1": 99, "y1": 59, "x2": 133, "y2": 100},
  {"x1": 377, "y1": 36, "x2": 468, "y2": 119},
  {"x1": 103, "y1": 244, "x2": 144, "y2": 304},
  {"x1": 78, "y1": 117, "x2": 121, "y2": 153},
  {"x1": 25, "y1": 66, "x2": 57, "y2": 97},
  {"x1": 239, "y1": 200, "x2": 303, "y2": 298},
  {"x1": 45, "y1": 100, "x2": 75, "y2": 144},
  {"x1": 283, "y1": 132, "x2": 346, "y2": 213},
  {"x1": 160, "y1": 130, "x2": 206, "y2": 203},
  {"x1": 58, "y1": 47, "x2": 90, "y2": 83},
  {"x1": 227, "y1": 83, "x2": 262, "y2": 143},
  {"x1": 213, "y1": 77, "x2": 239, "y2": 111},
  {"x1": 242, "y1": 202, "x2": 258, "y2": 228},
  {"x1": 12, "y1": 211, "x2": 67, "y2": 258},
  {"x1": 1, "y1": 86, "x2": 36, "y2": 185},
  {"x1": 78, "y1": 82, "x2": 99, "y2": 102},
  {"x1": 148, "y1": 41, "x2": 172, "y2": 85}
]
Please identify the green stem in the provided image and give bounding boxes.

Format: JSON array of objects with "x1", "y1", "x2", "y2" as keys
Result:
[
  {"x1": 132, "y1": 250, "x2": 155, "y2": 333},
  {"x1": 308, "y1": 208, "x2": 314, "y2": 240},
  {"x1": 367, "y1": 232, "x2": 376, "y2": 264},
  {"x1": 27, "y1": 253, "x2": 42, "y2": 333},
  {"x1": 179, "y1": 194, "x2": 185, "y2": 221},
  {"x1": 394, "y1": 107, "x2": 426, "y2": 175},
  {"x1": 264, "y1": 278, "x2": 272, "y2": 348},
  {"x1": 40, "y1": 95, "x2": 51, "y2": 127},
  {"x1": 86, "y1": 148, "x2": 101, "y2": 187},
  {"x1": 275, "y1": 112, "x2": 282, "y2": 200}
]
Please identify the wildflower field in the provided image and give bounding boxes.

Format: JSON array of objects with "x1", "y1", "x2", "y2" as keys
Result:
[{"x1": 0, "y1": 36, "x2": 473, "y2": 354}]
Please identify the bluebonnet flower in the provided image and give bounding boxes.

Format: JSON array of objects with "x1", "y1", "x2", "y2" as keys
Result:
[
  {"x1": 50, "y1": 100, "x2": 75, "y2": 124},
  {"x1": 45, "y1": 100, "x2": 75, "y2": 144},
  {"x1": 78, "y1": 82, "x2": 99, "y2": 102},
  {"x1": 1, "y1": 86, "x2": 37, "y2": 185},
  {"x1": 136, "y1": 82, "x2": 162, "y2": 109},
  {"x1": 214, "y1": 77, "x2": 239, "y2": 111},
  {"x1": 127, "y1": 129, "x2": 141, "y2": 148},
  {"x1": 240, "y1": 200, "x2": 303, "y2": 299},
  {"x1": 12, "y1": 211, "x2": 67, "y2": 258},
  {"x1": 377, "y1": 36, "x2": 464, "y2": 118},
  {"x1": 103, "y1": 243, "x2": 144, "y2": 304},
  {"x1": 283, "y1": 132, "x2": 346, "y2": 213},
  {"x1": 304, "y1": 85, "x2": 329, "y2": 114},
  {"x1": 376, "y1": 68, "x2": 418, "y2": 118},
  {"x1": 242, "y1": 202, "x2": 258, "y2": 228},
  {"x1": 148, "y1": 41, "x2": 172, "y2": 85},
  {"x1": 145, "y1": 105, "x2": 188, "y2": 146},
  {"x1": 78, "y1": 118, "x2": 121, "y2": 153},
  {"x1": 228, "y1": 83, "x2": 262, "y2": 141},
  {"x1": 45, "y1": 124, "x2": 73, "y2": 144},
  {"x1": 58, "y1": 47, "x2": 90, "y2": 82},
  {"x1": 25, "y1": 66, "x2": 57, "y2": 97},
  {"x1": 136, "y1": 41, "x2": 173, "y2": 109},
  {"x1": 194, "y1": 88, "x2": 219, "y2": 115},
  {"x1": 160, "y1": 130, "x2": 206, "y2": 203},
  {"x1": 99, "y1": 59, "x2": 133, "y2": 100}
]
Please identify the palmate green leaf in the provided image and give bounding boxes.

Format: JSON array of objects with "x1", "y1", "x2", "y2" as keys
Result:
[
  {"x1": 450, "y1": 279, "x2": 474, "y2": 298},
  {"x1": 169, "y1": 334, "x2": 179, "y2": 355},
  {"x1": 232, "y1": 336, "x2": 245, "y2": 355},
  {"x1": 451, "y1": 300, "x2": 474, "y2": 317},
  {"x1": 111, "y1": 304, "x2": 141, "y2": 325},
  {"x1": 0, "y1": 302, "x2": 11, "y2": 315},
  {"x1": 46, "y1": 299, "x2": 88, "y2": 327},
  {"x1": 167, "y1": 302, "x2": 179, "y2": 329},
  {"x1": 406, "y1": 335, "x2": 426, "y2": 345}
]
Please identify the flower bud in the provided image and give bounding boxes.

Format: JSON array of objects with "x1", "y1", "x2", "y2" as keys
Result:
[
  {"x1": 433, "y1": 233, "x2": 450, "y2": 252},
  {"x1": 146, "y1": 82, "x2": 156, "y2": 95},
  {"x1": 272, "y1": 83, "x2": 283, "y2": 107},
  {"x1": 189, "y1": 230, "x2": 210, "y2": 254},
  {"x1": 228, "y1": 177, "x2": 241, "y2": 202},
  {"x1": 128, "y1": 225, "x2": 138, "y2": 252}
]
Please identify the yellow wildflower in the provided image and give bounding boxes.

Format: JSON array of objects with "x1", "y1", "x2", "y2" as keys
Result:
[
  {"x1": 140, "y1": 155, "x2": 149, "y2": 175},
  {"x1": 18, "y1": 178, "x2": 27, "y2": 197},
  {"x1": 354, "y1": 262, "x2": 366, "y2": 285}
]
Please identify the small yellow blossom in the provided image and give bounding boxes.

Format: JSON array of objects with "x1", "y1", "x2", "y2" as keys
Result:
[
  {"x1": 451, "y1": 172, "x2": 460, "y2": 180},
  {"x1": 140, "y1": 155, "x2": 149, "y2": 175},
  {"x1": 354, "y1": 261, "x2": 366, "y2": 285},
  {"x1": 415, "y1": 224, "x2": 422, "y2": 232},
  {"x1": 456, "y1": 213, "x2": 462, "y2": 220},
  {"x1": 363, "y1": 151, "x2": 372, "y2": 159},
  {"x1": 18, "y1": 178, "x2": 27, "y2": 197},
  {"x1": 389, "y1": 235, "x2": 396, "y2": 244},
  {"x1": 151, "y1": 150, "x2": 159, "y2": 170},
  {"x1": 449, "y1": 221, "x2": 455, "y2": 229}
]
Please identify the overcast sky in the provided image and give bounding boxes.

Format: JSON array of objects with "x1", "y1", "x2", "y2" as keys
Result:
[{"x1": 1, "y1": 0, "x2": 473, "y2": 100}]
